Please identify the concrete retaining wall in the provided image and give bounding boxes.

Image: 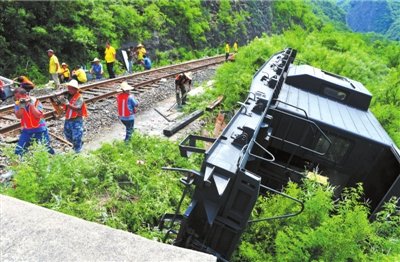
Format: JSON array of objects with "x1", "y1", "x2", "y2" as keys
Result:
[{"x1": 0, "y1": 194, "x2": 216, "y2": 261}]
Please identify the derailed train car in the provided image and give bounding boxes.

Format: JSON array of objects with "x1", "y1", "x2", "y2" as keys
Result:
[{"x1": 160, "y1": 48, "x2": 400, "y2": 261}]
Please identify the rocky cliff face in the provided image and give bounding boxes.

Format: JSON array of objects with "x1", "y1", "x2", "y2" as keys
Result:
[{"x1": 199, "y1": 1, "x2": 273, "y2": 49}]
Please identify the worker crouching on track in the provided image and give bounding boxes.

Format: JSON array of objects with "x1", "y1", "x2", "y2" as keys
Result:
[
  {"x1": 61, "y1": 80, "x2": 88, "y2": 153},
  {"x1": 14, "y1": 76, "x2": 35, "y2": 93},
  {"x1": 117, "y1": 82, "x2": 138, "y2": 142},
  {"x1": 175, "y1": 72, "x2": 192, "y2": 108},
  {"x1": 14, "y1": 88, "x2": 55, "y2": 156}
]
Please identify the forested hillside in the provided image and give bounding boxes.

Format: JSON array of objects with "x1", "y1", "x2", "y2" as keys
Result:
[
  {"x1": 1, "y1": 1, "x2": 399, "y2": 261},
  {"x1": 0, "y1": 0, "x2": 261, "y2": 82},
  {"x1": 338, "y1": 0, "x2": 400, "y2": 40},
  {"x1": 0, "y1": 0, "x2": 322, "y2": 83}
]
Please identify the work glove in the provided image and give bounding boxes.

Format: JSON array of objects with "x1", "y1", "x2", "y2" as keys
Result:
[
  {"x1": 60, "y1": 97, "x2": 69, "y2": 106},
  {"x1": 18, "y1": 99, "x2": 28, "y2": 107}
]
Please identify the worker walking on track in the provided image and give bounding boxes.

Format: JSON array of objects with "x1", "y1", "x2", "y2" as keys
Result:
[
  {"x1": 104, "y1": 41, "x2": 116, "y2": 79},
  {"x1": 225, "y1": 41, "x2": 230, "y2": 61},
  {"x1": 47, "y1": 49, "x2": 61, "y2": 88},
  {"x1": 13, "y1": 87, "x2": 55, "y2": 156},
  {"x1": 117, "y1": 82, "x2": 138, "y2": 142},
  {"x1": 175, "y1": 72, "x2": 192, "y2": 108},
  {"x1": 61, "y1": 80, "x2": 88, "y2": 153}
]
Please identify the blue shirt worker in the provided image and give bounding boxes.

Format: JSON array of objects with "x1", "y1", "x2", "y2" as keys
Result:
[
  {"x1": 61, "y1": 80, "x2": 88, "y2": 153},
  {"x1": 143, "y1": 55, "x2": 152, "y2": 70},
  {"x1": 13, "y1": 87, "x2": 55, "y2": 156},
  {"x1": 90, "y1": 57, "x2": 104, "y2": 80},
  {"x1": 116, "y1": 82, "x2": 138, "y2": 142}
]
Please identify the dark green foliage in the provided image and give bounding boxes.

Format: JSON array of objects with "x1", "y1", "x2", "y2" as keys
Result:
[
  {"x1": 0, "y1": 0, "x2": 253, "y2": 84},
  {"x1": 1, "y1": 1, "x2": 399, "y2": 260},
  {"x1": 189, "y1": 26, "x2": 399, "y2": 146},
  {"x1": 233, "y1": 181, "x2": 400, "y2": 261},
  {"x1": 0, "y1": 134, "x2": 200, "y2": 237}
]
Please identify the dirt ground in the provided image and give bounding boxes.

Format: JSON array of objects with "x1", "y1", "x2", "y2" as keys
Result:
[{"x1": 84, "y1": 83, "x2": 210, "y2": 151}]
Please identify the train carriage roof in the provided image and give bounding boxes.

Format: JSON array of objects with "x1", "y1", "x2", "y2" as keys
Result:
[{"x1": 276, "y1": 65, "x2": 395, "y2": 146}]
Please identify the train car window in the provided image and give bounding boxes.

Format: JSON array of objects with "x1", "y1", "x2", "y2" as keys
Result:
[
  {"x1": 315, "y1": 133, "x2": 352, "y2": 163},
  {"x1": 323, "y1": 86, "x2": 347, "y2": 101}
]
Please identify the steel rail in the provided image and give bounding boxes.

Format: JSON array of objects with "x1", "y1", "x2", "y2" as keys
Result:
[{"x1": 0, "y1": 55, "x2": 225, "y2": 135}]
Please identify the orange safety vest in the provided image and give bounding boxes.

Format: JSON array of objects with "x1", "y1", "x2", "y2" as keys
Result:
[
  {"x1": 64, "y1": 92, "x2": 88, "y2": 120},
  {"x1": 117, "y1": 93, "x2": 133, "y2": 117},
  {"x1": 20, "y1": 98, "x2": 41, "y2": 129}
]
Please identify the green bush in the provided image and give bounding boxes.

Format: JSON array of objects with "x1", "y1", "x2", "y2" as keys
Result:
[{"x1": 234, "y1": 181, "x2": 400, "y2": 261}]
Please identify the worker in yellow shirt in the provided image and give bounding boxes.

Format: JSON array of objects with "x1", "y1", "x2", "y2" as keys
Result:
[
  {"x1": 47, "y1": 49, "x2": 60, "y2": 88},
  {"x1": 233, "y1": 40, "x2": 238, "y2": 53},
  {"x1": 72, "y1": 66, "x2": 87, "y2": 84},
  {"x1": 59, "y1": 62, "x2": 71, "y2": 83},
  {"x1": 135, "y1": 44, "x2": 146, "y2": 65},
  {"x1": 104, "y1": 41, "x2": 116, "y2": 78},
  {"x1": 225, "y1": 41, "x2": 230, "y2": 61}
]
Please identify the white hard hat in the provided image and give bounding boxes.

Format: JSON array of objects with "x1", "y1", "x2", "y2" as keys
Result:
[
  {"x1": 67, "y1": 79, "x2": 79, "y2": 89},
  {"x1": 119, "y1": 81, "x2": 134, "y2": 91}
]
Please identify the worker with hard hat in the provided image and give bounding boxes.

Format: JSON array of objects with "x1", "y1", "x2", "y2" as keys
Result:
[
  {"x1": 135, "y1": 43, "x2": 146, "y2": 65},
  {"x1": 13, "y1": 87, "x2": 55, "y2": 156},
  {"x1": 61, "y1": 79, "x2": 88, "y2": 153},
  {"x1": 59, "y1": 62, "x2": 71, "y2": 83},
  {"x1": 175, "y1": 72, "x2": 192, "y2": 108},
  {"x1": 117, "y1": 81, "x2": 138, "y2": 142},
  {"x1": 90, "y1": 58, "x2": 104, "y2": 80}
]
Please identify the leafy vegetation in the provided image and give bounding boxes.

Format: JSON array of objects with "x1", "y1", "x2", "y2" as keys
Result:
[
  {"x1": 1, "y1": 135, "x2": 201, "y2": 237},
  {"x1": 194, "y1": 25, "x2": 399, "y2": 146},
  {"x1": 234, "y1": 181, "x2": 400, "y2": 261},
  {"x1": 0, "y1": 0, "x2": 260, "y2": 84},
  {"x1": 1, "y1": 0, "x2": 399, "y2": 261}
]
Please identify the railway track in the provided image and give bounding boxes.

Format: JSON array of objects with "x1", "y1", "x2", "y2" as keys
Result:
[{"x1": 0, "y1": 55, "x2": 225, "y2": 136}]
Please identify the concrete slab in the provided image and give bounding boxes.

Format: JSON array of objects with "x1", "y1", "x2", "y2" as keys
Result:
[{"x1": 0, "y1": 194, "x2": 216, "y2": 262}]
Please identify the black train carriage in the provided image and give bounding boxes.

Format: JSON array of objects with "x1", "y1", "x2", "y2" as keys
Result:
[{"x1": 160, "y1": 48, "x2": 400, "y2": 261}]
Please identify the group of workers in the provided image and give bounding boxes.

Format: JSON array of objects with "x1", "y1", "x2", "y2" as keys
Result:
[
  {"x1": 127, "y1": 44, "x2": 152, "y2": 73},
  {"x1": 47, "y1": 42, "x2": 152, "y2": 89},
  {"x1": 225, "y1": 40, "x2": 238, "y2": 61},
  {"x1": 14, "y1": 79, "x2": 139, "y2": 156},
  {"x1": 9, "y1": 39, "x2": 241, "y2": 156},
  {"x1": 13, "y1": 68, "x2": 192, "y2": 156}
]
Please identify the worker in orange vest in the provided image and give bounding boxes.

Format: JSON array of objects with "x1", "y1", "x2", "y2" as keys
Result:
[
  {"x1": 116, "y1": 82, "x2": 138, "y2": 142},
  {"x1": 13, "y1": 87, "x2": 54, "y2": 155},
  {"x1": 61, "y1": 80, "x2": 88, "y2": 153}
]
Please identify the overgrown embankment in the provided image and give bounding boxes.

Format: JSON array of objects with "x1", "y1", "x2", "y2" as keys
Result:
[{"x1": 1, "y1": 25, "x2": 399, "y2": 260}]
